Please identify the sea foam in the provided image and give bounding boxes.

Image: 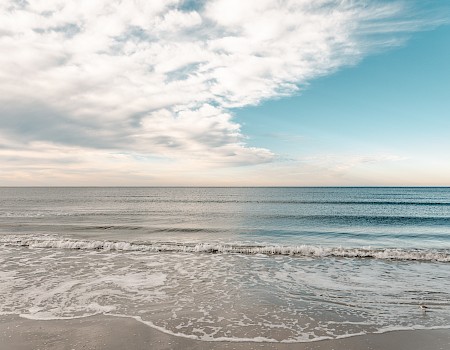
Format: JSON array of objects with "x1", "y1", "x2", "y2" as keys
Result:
[{"x1": 1, "y1": 235, "x2": 449, "y2": 262}]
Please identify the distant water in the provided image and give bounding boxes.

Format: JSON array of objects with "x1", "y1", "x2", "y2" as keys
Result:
[{"x1": 1, "y1": 187, "x2": 450, "y2": 342}]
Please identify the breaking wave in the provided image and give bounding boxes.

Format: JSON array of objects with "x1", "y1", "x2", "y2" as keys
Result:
[{"x1": 1, "y1": 235, "x2": 449, "y2": 262}]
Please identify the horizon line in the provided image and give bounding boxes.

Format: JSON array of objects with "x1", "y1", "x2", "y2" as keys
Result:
[{"x1": 1, "y1": 186, "x2": 449, "y2": 189}]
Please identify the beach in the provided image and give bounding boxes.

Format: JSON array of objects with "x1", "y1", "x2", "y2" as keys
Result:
[
  {"x1": 1, "y1": 187, "x2": 449, "y2": 348},
  {"x1": 1, "y1": 315, "x2": 449, "y2": 350},
  {"x1": 2, "y1": 0, "x2": 450, "y2": 347}
]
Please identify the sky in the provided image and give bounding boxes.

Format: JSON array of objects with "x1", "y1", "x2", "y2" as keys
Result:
[{"x1": 0, "y1": 0, "x2": 449, "y2": 186}]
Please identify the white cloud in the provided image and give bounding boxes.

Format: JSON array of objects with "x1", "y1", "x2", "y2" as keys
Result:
[
  {"x1": 0, "y1": 0, "x2": 445, "y2": 183},
  {"x1": 300, "y1": 154, "x2": 409, "y2": 173}
]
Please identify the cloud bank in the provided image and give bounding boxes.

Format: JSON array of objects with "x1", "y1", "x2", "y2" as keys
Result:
[{"x1": 0, "y1": 0, "x2": 445, "y2": 183}]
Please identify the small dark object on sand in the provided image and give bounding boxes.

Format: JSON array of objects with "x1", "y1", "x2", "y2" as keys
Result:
[{"x1": 419, "y1": 305, "x2": 428, "y2": 312}]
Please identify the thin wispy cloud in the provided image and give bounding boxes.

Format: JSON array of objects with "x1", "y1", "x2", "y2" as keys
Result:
[
  {"x1": 301, "y1": 154, "x2": 409, "y2": 173},
  {"x1": 0, "y1": 0, "x2": 446, "y2": 184}
]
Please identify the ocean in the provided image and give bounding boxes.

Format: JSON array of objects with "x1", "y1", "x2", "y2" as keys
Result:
[{"x1": 1, "y1": 187, "x2": 449, "y2": 342}]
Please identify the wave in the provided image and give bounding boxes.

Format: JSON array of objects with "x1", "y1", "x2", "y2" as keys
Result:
[
  {"x1": 15, "y1": 312, "x2": 450, "y2": 344},
  {"x1": 256, "y1": 215, "x2": 450, "y2": 225},
  {"x1": 101, "y1": 198, "x2": 450, "y2": 206},
  {"x1": 1, "y1": 236, "x2": 449, "y2": 262},
  {"x1": 3, "y1": 211, "x2": 450, "y2": 227},
  {"x1": 74, "y1": 226, "x2": 216, "y2": 233}
]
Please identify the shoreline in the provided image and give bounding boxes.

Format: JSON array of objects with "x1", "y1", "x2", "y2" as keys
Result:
[{"x1": 1, "y1": 314, "x2": 449, "y2": 350}]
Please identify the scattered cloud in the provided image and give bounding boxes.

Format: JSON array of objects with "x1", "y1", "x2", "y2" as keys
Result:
[
  {"x1": 0, "y1": 0, "x2": 446, "y2": 183},
  {"x1": 301, "y1": 154, "x2": 409, "y2": 173}
]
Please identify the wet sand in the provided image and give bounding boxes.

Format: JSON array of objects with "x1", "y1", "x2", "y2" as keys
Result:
[{"x1": 1, "y1": 315, "x2": 449, "y2": 350}]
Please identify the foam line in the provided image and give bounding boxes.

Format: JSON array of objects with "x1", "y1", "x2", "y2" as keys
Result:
[{"x1": 2, "y1": 235, "x2": 449, "y2": 262}]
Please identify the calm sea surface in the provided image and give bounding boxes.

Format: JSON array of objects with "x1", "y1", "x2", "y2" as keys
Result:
[{"x1": 1, "y1": 187, "x2": 449, "y2": 342}]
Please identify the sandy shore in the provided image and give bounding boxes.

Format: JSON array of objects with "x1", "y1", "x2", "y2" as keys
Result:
[{"x1": 1, "y1": 314, "x2": 449, "y2": 350}]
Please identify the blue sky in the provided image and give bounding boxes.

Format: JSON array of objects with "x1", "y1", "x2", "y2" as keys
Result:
[
  {"x1": 232, "y1": 23, "x2": 450, "y2": 185},
  {"x1": 0, "y1": 0, "x2": 449, "y2": 185},
  {"x1": 237, "y1": 24, "x2": 450, "y2": 157}
]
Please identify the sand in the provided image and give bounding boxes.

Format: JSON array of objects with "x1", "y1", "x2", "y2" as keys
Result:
[{"x1": 1, "y1": 315, "x2": 449, "y2": 350}]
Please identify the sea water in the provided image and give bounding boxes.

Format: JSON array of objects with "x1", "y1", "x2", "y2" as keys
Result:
[{"x1": 1, "y1": 187, "x2": 449, "y2": 342}]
